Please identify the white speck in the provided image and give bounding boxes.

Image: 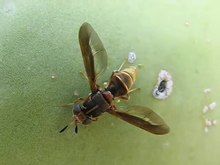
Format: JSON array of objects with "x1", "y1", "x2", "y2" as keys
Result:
[
  {"x1": 137, "y1": 64, "x2": 143, "y2": 68},
  {"x1": 73, "y1": 89, "x2": 79, "y2": 96},
  {"x1": 184, "y1": 21, "x2": 190, "y2": 26},
  {"x1": 116, "y1": 99, "x2": 121, "y2": 103},
  {"x1": 206, "y1": 39, "x2": 212, "y2": 44},
  {"x1": 152, "y1": 70, "x2": 173, "y2": 100},
  {"x1": 103, "y1": 82, "x2": 108, "y2": 88},
  {"x1": 209, "y1": 102, "x2": 217, "y2": 110},
  {"x1": 205, "y1": 119, "x2": 212, "y2": 127},
  {"x1": 202, "y1": 106, "x2": 209, "y2": 114},
  {"x1": 2, "y1": 0, "x2": 16, "y2": 14},
  {"x1": 128, "y1": 52, "x2": 136, "y2": 63},
  {"x1": 212, "y1": 119, "x2": 217, "y2": 125},
  {"x1": 162, "y1": 141, "x2": 170, "y2": 148},
  {"x1": 203, "y1": 88, "x2": 211, "y2": 93},
  {"x1": 204, "y1": 126, "x2": 209, "y2": 133},
  {"x1": 51, "y1": 75, "x2": 55, "y2": 79}
]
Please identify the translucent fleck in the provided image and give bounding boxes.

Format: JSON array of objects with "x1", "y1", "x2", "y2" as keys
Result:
[
  {"x1": 103, "y1": 82, "x2": 108, "y2": 88},
  {"x1": 209, "y1": 102, "x2": 217, "y2": 110},
  {"x1": 203, "y1": 88, "x2": 211, "y2": 93},
  {"x1": 202, "y1": 106, "x2": 209, "y2": 114},
  {"x1": 212, "y1": 119, "x2": 217, "y2": 125},
  {"x1": 205, "y1": 119, "x2": 212, "y2": 127},
  {"x1": 74, "y1": 89, "x2": 79, "y2": 96},
  {"x1": 128, "y1": 52, "x2": 136, "y2": 63},
  {"x1": 204, "y1": 127, "x2": 209, "y2": 133}
]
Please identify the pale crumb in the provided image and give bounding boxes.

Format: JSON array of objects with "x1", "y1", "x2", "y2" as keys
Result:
[
  {"x1": 137, "y1": 64, "x2": 143, "y2": 68},
  {"x1": 206, "y1": 39, "x2": 212, "y2": 44},
  {"x1": 205, "y1": 119, "x2": 212, "y2": 127},
  {"x1": 204, "y1": 127, "x2": 209, "y2": 133},
  {"x1": 202, "y1": 106, "x2": 209, "y2": 114},
  {"x1": 212, "y1": 120, "x2": 217, "y2": 125},
  {"x1": 73, "y1": 89, "x2": 79, "y2": 96},
  {"x1": 103, "y1": 82, "x2": 108, "y2": 88},
  {"x1": 185, "y1": 21, "x2": 190, "y2": 26},
  {"x1": 203, "y1": 88, "x2": 211, "y2": 93},
  {"x1": 116, "y1": 99, "x2": 121, "y2": 103},
  {"x1": 51, "y1": 75, "x2": 55, "y2": 79},
  {"x1": 209, "y1": 102, "x2": 217, "y2": 110}
]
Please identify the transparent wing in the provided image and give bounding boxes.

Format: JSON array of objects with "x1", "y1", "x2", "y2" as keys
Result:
[
  {"x1": 78, "y1": 22, "x2": 107, "y2": 93},
  {"x1": 108, "y1": 105, "x2": 169, "y2": 135}
]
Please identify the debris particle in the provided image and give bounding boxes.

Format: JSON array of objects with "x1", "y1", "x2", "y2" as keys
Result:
[
  {"x1": 2, "y1": 0, "x2": 16, "y2": 14},
  {"x1": 103, "y1": 82, "x2": 108, "y2": 88},
  {"x1": 184, "y1": 21, "x2": 190, "y2": 27},
  {"x1": 51, "y1": 75, "x2": 56, "y2": 79},
  {"x1": 128, "y1": 52, "x2": 136, "y2": 63},
  {"x1": 202, "y1": 106, "x2": 209, "y2": 114},
  {"x1": 137, "y1": 64, "x2": 143, "y2": 68},
  {"x1": 73, "y1": 89, "x2": 79, "y2": 96},
  {"x1": 203, "y1": 88, "x2": 212, "y2": 93},
  {"x1": 204, "y1": 126, "x2": 209, "y2": 133},
  {"x1": 205, "y1": 119, "x2": 212, "y2": 127},
  {"x1": 116, "y1": 99, "x2": 121, "y2": 103},
  {"x1": 209, "y1": 102, "x2": 217, "y2": 110},
  {"x1": 206, "y1": 39, "x2": 212, "y2": 44},
  {"x1": 212, "y1": 120, "x2": 217, "y2": 125},
  {"x1": 152, "y1": 70, "x2": 173, "y2": 100}
]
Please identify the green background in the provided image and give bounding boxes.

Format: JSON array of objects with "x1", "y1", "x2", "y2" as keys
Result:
[{"x1": 1, "y1": 0, "x2": 220, "y2": 164}]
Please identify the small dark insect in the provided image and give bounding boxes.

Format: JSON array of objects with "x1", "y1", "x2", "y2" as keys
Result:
[
  {"x1": 60, "y1": 22, "x2": 169, "y2": 135},
  {"x1": 158, "y1": 80, "x2": 167, "y2": 93}
]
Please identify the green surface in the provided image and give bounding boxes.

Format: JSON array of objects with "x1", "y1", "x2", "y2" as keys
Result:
[{"x1": 1, "y1": 0, "x2": 220, "y2": 165}]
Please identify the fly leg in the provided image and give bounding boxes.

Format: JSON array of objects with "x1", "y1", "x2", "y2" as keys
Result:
[
  {"x1": 128, "y1": 88, "x2": 140, "y2": 94},
  {"x1": 117, "y1": 58, "x2": 127, "y2": 71},
  {"x1": 79, "y1": 71, "x2": 89, "y2": 81},
  {"x1": 115, "y1": 88, "x2": 140, "y2": 101},
  {"x1": 61, "y1": 97, "x2": 85, "y2": 108}
]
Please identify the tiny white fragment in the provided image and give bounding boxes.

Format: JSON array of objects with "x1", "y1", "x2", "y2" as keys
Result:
[
  {"x1": 103, "y1": 82, "x2": 108, "y2": 88},
  {"x1": 203, "y1": 88, "x2": 211, "y2": 93},
  {"x1": 202, "y1": 106, "x2": 209, "y2": 114},
  {"x1": 152, "y1": 70, "x2": 173, "y2": 100},
  {"x1": 74, "y1": 89, "x2": 79, "y2": 96},
  {"x1": 2, "y1": 0, "x2": 16, "y2": 14},
  {"x1": 128, "y1": 52, "x2": 136, "y2": 63},
  {"x1": 116, "y1": 99, "x2": 121, "y2": 103},
  {"x1": 184, "y1": 21, "x2": 190, "y2": 26},
  {"x1": 205, "y1": 119, "x2": 212, "y2": 127},
  {"x1": 137, "y1": 64, "x2": 143, "y2": 68},
  {"x1": 212, "y1": 119, "x2": 217, "y2": 125},
  {"x1": 51, "y1": 75, "x2": 55, "y2": 79},
  {"x1": 209, "y1": 102, "x2": 217, "y2": 110},
  {"x1": 204, "y1": 126, "x2": 209, "y2": 133}
]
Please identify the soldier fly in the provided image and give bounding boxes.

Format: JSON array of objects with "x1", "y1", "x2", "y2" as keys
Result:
[{"x1": 59, "y1": 22, "x2": 169, "y2": 135}]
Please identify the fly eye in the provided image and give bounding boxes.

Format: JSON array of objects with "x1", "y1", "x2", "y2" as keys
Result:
[{"x1": 73, "y1": 104, "x2": 81, "y2": 114}]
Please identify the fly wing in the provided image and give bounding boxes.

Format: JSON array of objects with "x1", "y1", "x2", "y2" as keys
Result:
[
  {"x1": 78, "y1": 22, "x2": 107, "y2": 93},
  {"x1": 108, "y1": 105, "x2": 169, "y2": 135}
]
